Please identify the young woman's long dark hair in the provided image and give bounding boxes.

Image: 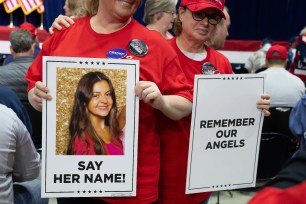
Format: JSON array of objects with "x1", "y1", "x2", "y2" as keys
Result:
[{"x1": 67, "y1": 71, "x2": 122, "y2": 155}]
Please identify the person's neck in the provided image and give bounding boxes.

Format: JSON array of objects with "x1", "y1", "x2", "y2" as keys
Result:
[
  {"x1": 89, "y1": 114, "x2": 106, "y2": 129},
  {"x1": 12, "y1": 52, "x2": 33, "y2": 59},
  {"x1": 89, "y1": 116, "x2": 111, "y2": 143},
  {"x1": 268, "y1": 64, "x2": 286, "y2": 68},
  {"x1": 91, "y1": 12, "x2": 132, "y2": 34},
  {"x1": 146, "y1": 23, "x2": 168, "y2": 38},
  {"x1": 176, "y1": 35, "x2": 206, "y2": 53}
]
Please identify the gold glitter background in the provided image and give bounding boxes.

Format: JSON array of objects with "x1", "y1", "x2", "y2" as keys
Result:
[{"x1": 56, "y1": 68, "x2": 127, "y2": 155}]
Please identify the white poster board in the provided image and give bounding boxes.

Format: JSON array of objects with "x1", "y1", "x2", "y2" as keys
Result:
[
  {"x1": 41, "y1": 57, "x2": 139, "y2": 197},
  {"x1": 186, "y1": 74, "x2": 265, "y2": 194}
]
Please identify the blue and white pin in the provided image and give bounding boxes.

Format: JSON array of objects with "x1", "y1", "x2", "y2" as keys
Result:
[{"x1": 106, "y1": 48, "x2": 128, "y2": 59}]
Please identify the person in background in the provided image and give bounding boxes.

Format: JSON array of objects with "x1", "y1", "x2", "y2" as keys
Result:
[
  {"x1": 205, "y1": 6, "x2": 230, "y2": 50},
  {"x1": 63, "y1": 0, "x2": 85, "y2": 17},
  {"x1": 289, "y1": 94, "x2": 306, "y2": 149},
  {"x1": 0, "y1": 29, "x2": 35, "y2": 101},
  {"x1": 289, "y1": 26, "x2": 306, "y2": 84},
  {"x1": 143, "y1": 0, "x2": 177, "y2": 39},
  {"x1": 260, "y1": 45, "x2": 305, "y2": 108},
  {"x1": 0, "y1": 84, "x2": 32, "y2": 136},
  {"x1": 49, "y1": 0, "x2": 86, "y2": 34},
  {"x1": 0, "y1": 102, "x2": 47, "y2": 204},
  {"x1": 67, "y1": 71, "x2": 124, "y2": 155},
  {"x1": 159, "y1": 0, "x2": 271, "y2": 203},
  {"x1": 3, "y1": 22, "x2": 40, "y2": 65},
  {"x1": 244, "y1": 37, "x2": 273, "y2": 73},
  {"x1": 286, "y1": 36, "x2": 298, "y2": 70},
  {"x1": 26, "y1": 0, "x2": 193, "y2": 203}
]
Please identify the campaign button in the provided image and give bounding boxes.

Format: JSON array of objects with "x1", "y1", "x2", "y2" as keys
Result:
[
  {"x1": 106, "y1": 48, "x2": 127, "y2": 59},
  {"x1": 128, "y1": 39, "x2": 148, "y2": 57},
  {"x1": 202, "y1": 62, "x2": 217, "y2": 75}
]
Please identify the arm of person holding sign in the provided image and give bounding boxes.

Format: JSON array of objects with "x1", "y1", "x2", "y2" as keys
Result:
[
  {"x1": 27, "y1": 78, "x2": 193, "y2": 121},
  {"x1": 135, "y1": 81, "x2": 192, "y2": 120}
]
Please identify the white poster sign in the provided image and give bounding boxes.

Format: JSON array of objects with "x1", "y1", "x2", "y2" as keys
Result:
[
  {"x1": 41, "y1": 57, "x2": 139, "y2": 197},
  {"x1": 186, "y1": 74, "x2": 265, "y2": 194}
]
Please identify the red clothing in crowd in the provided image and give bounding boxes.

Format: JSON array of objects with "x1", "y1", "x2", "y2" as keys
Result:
[
  {"x1": 157, "y1": 38, "x2": 233, "y2": 204},
  {"x1": 249, "y1": 183, "x2": 306, "y2": 204},
  {"x1": 26, "y1": 16, "x2": 192, "y2": 204},
  {"x1": 289, "y1": 34, "x2": 306, "y2": 82}
]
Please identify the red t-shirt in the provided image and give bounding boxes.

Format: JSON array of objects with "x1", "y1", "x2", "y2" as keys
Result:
[
  {"x1": 26, "y1": 17, "x2": 192, "y2": 204},
  {"x1": 158, "y1": 38, "x2": 232, "y2": 204}
]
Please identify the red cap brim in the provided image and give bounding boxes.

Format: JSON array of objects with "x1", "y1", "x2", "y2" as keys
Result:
[{"x1": 186, "y1": 3, "x2": 226, "y2": 19}]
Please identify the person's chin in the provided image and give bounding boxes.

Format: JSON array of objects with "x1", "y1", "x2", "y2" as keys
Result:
[{"x1": 116, "y1": 0, "x2": 136, "y2": 9}]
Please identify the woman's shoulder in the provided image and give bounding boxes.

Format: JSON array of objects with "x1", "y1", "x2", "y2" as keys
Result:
[
  {"x1": 73, "y1": 16, "x2": 90, "y2": 25},
  {"x1": 208, "y1": 47, "x2": 230, "y2": 63}
]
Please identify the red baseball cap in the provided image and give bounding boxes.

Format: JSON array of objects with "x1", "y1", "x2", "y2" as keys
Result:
[
  {"x1": 180, "y1": 0, "x2": 226, "y2": 19},
  {"x1": 266, "y1": 45, "x2": 287, "y2": 60},
  {"x1": 19, "y1": 22, "x2": 37, "y2": 40}
]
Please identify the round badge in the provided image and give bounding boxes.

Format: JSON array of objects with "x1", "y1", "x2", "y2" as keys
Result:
[
  {"x1": 106, "y1": 48, "x2": 127, "y2": 59},
  {"x1": 128, "y1": 39, "x2": 148, "y2": 57},
  {"x1": 202, "y1": 62, "x2": 217, "y2": 75}
]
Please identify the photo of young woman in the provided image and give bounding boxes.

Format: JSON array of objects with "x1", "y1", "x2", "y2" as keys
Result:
[{"x1": 67, "y1": 71, "x2": 124, "y2": 155}]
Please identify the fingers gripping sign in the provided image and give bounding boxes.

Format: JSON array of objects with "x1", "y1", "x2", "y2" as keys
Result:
[
  {"x1": 135, "y1": 81, "x2": 164, "y2": 110},
  {"x1": 29, "y1": 81, "x2": 52, "y2": 111},
  {"x1": 257, "y1": 93, "x2": 271, "y2": 116}
]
